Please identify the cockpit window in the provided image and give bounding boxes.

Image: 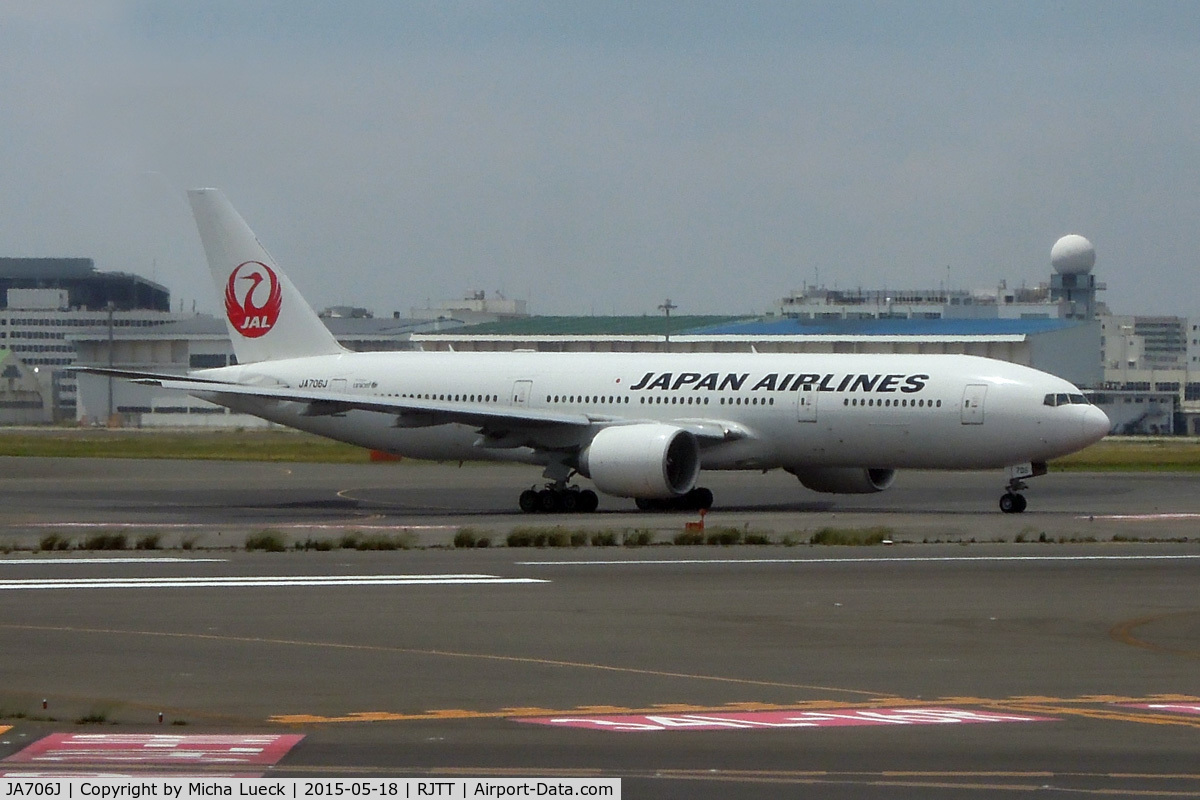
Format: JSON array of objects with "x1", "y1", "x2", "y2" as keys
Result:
[{"x1": 1044, "y1": 392, "x2": 1092, "y2": 407}]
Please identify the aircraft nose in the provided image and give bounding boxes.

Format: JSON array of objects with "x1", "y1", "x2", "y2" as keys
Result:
[{"x1": 1081, "y1": 405, "x2": 1110, "y2": 444}]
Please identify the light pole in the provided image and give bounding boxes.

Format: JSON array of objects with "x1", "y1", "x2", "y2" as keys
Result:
[
  {"x1": 106, "y1": 301, "x2": 114, "y2": 425},
  {"x1": 657, "y1": 299, "x2": 676, "y2": 351}
]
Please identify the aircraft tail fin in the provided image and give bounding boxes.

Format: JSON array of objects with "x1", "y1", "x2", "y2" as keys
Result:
[{"x1": 187, "y1": 188, "x2": 345, "y2": 364}]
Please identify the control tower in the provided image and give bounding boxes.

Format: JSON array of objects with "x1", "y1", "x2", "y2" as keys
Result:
[{"x1": 1049, "y1": 234, "x2": 1104, "y2": 319}]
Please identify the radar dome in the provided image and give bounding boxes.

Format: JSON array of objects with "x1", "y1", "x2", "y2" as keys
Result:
[{"x1": 1051, "y1": 234, "x2": 1095, "y2": 275}]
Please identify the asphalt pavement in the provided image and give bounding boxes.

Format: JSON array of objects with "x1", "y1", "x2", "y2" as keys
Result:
[{"x1": 0, "y1": 458, "x2": 1197, "y2": 798}]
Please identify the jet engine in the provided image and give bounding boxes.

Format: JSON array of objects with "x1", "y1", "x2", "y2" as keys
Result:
[
  {"x1": 579, "y1": 424, "x2": 701, "y2": 499},
  {"x1": 789, "y1": 467, "x2": 896, "y2": 494}
]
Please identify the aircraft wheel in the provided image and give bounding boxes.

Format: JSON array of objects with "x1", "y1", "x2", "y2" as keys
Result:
[
  {"x1": 999, "y1": 492, "x2": 1026, "y2": 514},
  {"x1": 579, "y1": 490, "x2": 599, "y2": 513},
  {"x1": 519, "y1": 489, "x2": 540, "y2": 513},
  {"x1": 635, "y1": 497, "x2": 661, "y2": 511},
  {"x1": 538, "y1": 489, "x2": 560, "y2": 513},
  {"x1": 690, "y1": 487, "x2": 714, "y2": 510},
  {"x1": 559, "y1": 490, "x2": 579, "y2": 513}
]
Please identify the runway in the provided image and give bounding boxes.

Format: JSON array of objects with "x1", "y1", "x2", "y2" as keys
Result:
[{"x1": 0, "y1": 458, "x2": 1198, "y2": 797}]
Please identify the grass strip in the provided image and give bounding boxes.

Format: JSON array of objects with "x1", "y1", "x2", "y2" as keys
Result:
[
  {"x1": 1049, "y1": 439, "x2": 1200, "y2": 472},
  {"x1": 0, "y1": 429, "x2": 369, "y2": 462}
]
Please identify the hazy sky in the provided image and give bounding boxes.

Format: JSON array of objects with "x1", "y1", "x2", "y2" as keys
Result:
[{"x1": 3, "y1": 2, "x2": 1199, "y2": 318}]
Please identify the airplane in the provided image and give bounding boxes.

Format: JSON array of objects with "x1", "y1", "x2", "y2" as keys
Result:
[{"x1": 83, "y1": 188, "x2": 1110, "y2": 515}]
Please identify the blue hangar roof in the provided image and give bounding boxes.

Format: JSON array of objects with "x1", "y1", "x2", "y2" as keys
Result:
[{"x1": 689, "y1": 317, "x2": 1085, "y2": 337}]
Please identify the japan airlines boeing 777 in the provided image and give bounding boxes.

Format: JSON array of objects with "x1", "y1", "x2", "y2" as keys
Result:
[{"x1": 86, "y1": 189, "x2": 1110, "y2": 514}]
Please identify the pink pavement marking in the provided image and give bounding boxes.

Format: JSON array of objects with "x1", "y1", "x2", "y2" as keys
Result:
[
  {"x1": 2, "y1": 734, "x2": 303, "y2": 766},
  {"x1": 1123, "y1": 703, "x2": 1200, "y2": 715},
  {"x1": 515, "y1": 707, "x2": 1054, "y2": 732},
  {"x1": 0, "y1": 772, "x2": 261, "y2": 778}
]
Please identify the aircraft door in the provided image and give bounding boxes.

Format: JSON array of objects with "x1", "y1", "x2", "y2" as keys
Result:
[
  {"x1": 796, "y1": 384, "x2": 817, "y2": 422},
  {"x1": 961, "y1": 384, "x2": 987, "y2": 424},
  {"x1": 511, "y1": 380, "x2": 533, "y2": 406}
]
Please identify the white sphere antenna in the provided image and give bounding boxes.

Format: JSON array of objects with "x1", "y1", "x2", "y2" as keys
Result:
[{"x1": 1051, "y1": 234, "x2": 1095, "y2": 275}]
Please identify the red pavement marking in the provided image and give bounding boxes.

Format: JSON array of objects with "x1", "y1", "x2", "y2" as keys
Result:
[
  {"x1": 515, "y1": 707, "x2": 1054, "y2": 732},
  {"x1": 2, "y1": 734, "x2": 304, "y2": 765},
  {"x1": 1123, "y1": 703, "x2": 1200, "y2": 716}
]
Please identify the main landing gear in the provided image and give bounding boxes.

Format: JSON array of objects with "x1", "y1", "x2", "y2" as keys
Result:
[
  {"x1": 519, "y1": 486, "x2": 599, "y2": 514},
  {"x1": 998, "y1": 462, "x2": 1047, "y2": 514},
  {"x1": 634, "y1": 487, "x2": 714, "y2": 512},
  {"x1": 520, "y1": 461, "x2": 599, "y2": 514}
]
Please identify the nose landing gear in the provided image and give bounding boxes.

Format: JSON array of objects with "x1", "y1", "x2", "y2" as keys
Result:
[
  {"x1": 999, "y1": 490, "x2": 1027, "y2": 514},
  {"x1": 998, "y1": 462, "x2": 1046, "y2": 514}
]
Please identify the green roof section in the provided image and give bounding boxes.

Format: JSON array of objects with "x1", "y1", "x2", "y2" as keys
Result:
[{"x1": 442, "y1": 315, "x2": 758, "y2": 336}]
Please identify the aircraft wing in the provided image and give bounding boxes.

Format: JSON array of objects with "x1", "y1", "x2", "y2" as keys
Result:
[{"x1": 74, "y1": 367, "x2": 748, "y2": 442}]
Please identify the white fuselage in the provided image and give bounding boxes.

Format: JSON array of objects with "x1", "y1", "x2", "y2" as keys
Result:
[{"x1": 196, "y1": 350, "x2": 1109, "y2": 473}]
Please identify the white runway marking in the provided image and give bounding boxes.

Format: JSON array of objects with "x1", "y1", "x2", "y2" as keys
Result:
[
  {"x1": 0, "y1": 558, "x2": 228, "y2": 566},
  {"x1": 0, "y1": 574, "x2": 547, "y2": 590},
  {"x1": 26, "y1": 523, "x2": 457, "y2": 530},
  {"x1": 1079, "y1": 513, "x2": 1200, "y2": 520},
  {"x1": 518, "y1": 554, "x2": 1200, "y2": 566}
]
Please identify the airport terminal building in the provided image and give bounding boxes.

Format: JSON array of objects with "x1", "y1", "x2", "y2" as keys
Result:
[{"x1": 0, "y1": 258, "x2": 180, "y2": 423}]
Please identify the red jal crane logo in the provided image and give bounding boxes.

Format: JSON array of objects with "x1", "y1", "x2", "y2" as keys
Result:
[{"x1": 225, "y1": 261, "x2": 282, "y2": 338}]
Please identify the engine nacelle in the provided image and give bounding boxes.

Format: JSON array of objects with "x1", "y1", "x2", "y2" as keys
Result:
[
  {"x1": 790, "y1": 467, "x2": 896, "y2": 494},
  {"x1": 579, "y1": 424, "x2": 701, "y2": 499}
]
